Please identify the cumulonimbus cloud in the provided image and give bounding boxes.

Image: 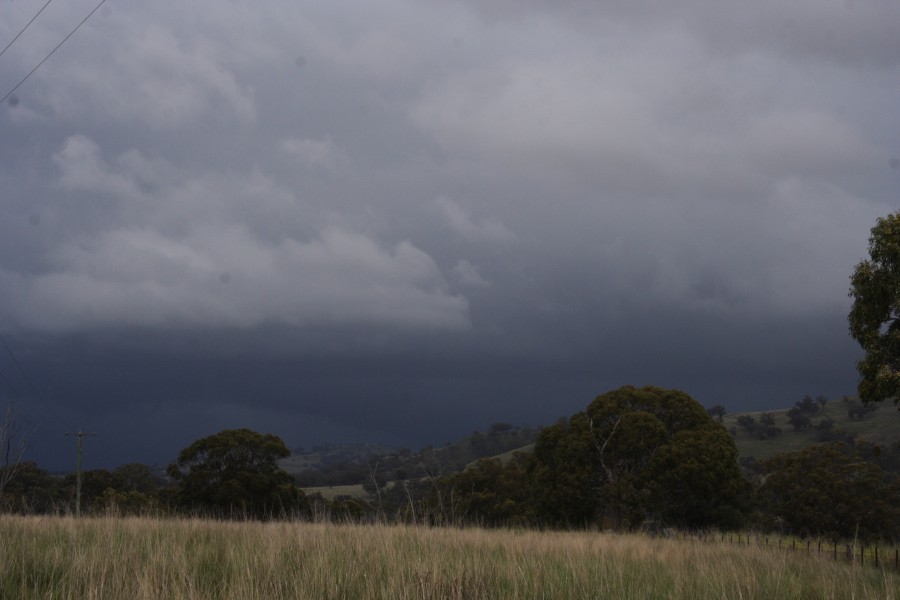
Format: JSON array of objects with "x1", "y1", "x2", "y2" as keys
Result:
[
  {"x1": 1, "y1": 226, "x2": 471, "y2": 333},
  {"x1": 1, "y1": 136, "x2": 470, "y2": 334}
]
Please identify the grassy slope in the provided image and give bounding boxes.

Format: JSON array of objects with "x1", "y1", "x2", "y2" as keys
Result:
[
  {"x1": 1, "y1": 515, "x2": 896, "y2": 600},
  {"x1": 279, "y1": 443, "x2": 401, "y2": 473},
  {"x1": 296, "y1": 404, "x2": 898, "y2": 495},
  {"x1": 463, "y1": 443, "x2": 535, "y2": 471},
  {"x1": 484, "y1": 403, "x2": 900, "y2": 465},
  {"x1": 721, "y1": 402, "x2": 900, "y2": 461}
]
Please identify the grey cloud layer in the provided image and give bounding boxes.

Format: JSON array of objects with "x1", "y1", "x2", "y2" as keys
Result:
[
  {"x1": 2, "y1": 134, "x2": 469, "y2": 333},
  {"x1": 457, "y1": 0, "x2": 900, "y2": 67},
  {"x1": 0, "y1": 0, "x2": 896, "y2": 466},
  {"x1": 2, "y1": 0, "x2": 893, "y2": 339}
]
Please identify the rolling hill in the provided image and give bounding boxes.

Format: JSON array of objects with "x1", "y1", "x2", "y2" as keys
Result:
[
  {"x1": 289, "y1": 397, "x2": 900, "y2": 497},
  {"x1": 720, "y1": 397, "x2": 899, "y2": 461}
]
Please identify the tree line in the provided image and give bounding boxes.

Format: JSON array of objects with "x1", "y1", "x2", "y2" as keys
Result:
[
  {"x1": 1, "y1": 385, "x2": 897, "y2": 543},
  {"x1": 420, "y1": 387, "x2": 899, "y2": 540}
]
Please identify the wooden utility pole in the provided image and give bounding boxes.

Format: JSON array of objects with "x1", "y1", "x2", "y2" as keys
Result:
[{"x1": 64, "y1": 430, "x2": 96, "y2": 517}]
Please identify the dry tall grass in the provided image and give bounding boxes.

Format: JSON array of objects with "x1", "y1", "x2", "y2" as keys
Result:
[{"x1": 0, "y1": 515, "x2": 896, "y2": 599}]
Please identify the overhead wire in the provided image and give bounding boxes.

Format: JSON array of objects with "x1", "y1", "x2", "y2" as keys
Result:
[
  {"x1": 0, "y1": 0, "x2": 54, "y2": 61},
  {"x1": 0, "y1": 362, "x2": 22, "y2": 398},
  {"x1": 0, "y1": 0, "x2": 109, "y2": 443},
  {"x1": 0, "y1": 337, "x2": 48, "y2": 452},
  {"x1": 1, "y1": 0, "x2": 108, "y2": 105},
  {"x1": 0, "y1": 331, "x2": 68, "y2": 430},
  {"x1": 0, "y1": 333, "x2": 42, "y2": 404}
]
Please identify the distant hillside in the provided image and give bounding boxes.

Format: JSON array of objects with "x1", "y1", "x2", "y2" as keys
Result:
[
  {"x1": 469, "y1": 397, "x2": 899, "y2": 468},
  {"x1": 283, "y1": 423, "x2": 540, "y2": 488},
  {"x1": 279, "y1": 443, "x2": 402, "y2": 474},
  {"x1": 288, "y1": 398, "x2": 899, "y2": 493},
  {"x1": 719, "y1": 396, "x2": 900, "y2": 461}
]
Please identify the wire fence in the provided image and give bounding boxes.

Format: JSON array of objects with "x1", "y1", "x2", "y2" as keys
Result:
[{"x1": 703, "y1": 531, "x2": 899, "y2": 571}]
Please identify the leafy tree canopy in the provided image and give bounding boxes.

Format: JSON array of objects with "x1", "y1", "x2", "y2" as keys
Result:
[
  {"x1": 706, "y1": 404, "x2": 726, "y2": 422},
  {"x1": 758, "y1": 442, "x2": 900, "y2": 541},
  {"x1": 430, "y1": 453, "x2": 532, "y2": 527},
  {"x1": 167, "y1": 428, "x2": 305, "y2": 519},
  {"x1": 530, "y1": 386, "x2": 748, "y2": 530},
  {"x1": 849, "y1": 211, "x2": 900, "y2": 406}
]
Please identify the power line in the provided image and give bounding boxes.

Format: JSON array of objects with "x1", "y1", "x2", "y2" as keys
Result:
[
  {"x1": 0, "y1": 0, "x2": 54, "y2": 61},
  {"x1": 1, "y1": 0, "x2": 108, "y2": 105},
  {"x1": 0, "y1": 333, "x2": 41, "y2": 402},
  {"x1": 0, "y1": 331, "x2": 68, "y2": 429},
  {"x1": 0, "y1": 362, "x2": 22, "y2": 398}
]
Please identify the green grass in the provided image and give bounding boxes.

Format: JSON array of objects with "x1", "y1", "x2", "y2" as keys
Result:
[
  {"x1": 463, "y1": 443, "x2": 535, "y2": 470},
  {"x1": 721, "y1": 402, "x2": 900, "y2": 461},
  {"x1": 473, "y1": 402, "x2": 900, "y2": 467},
  {"x1": 0, "y1": 515, "x2": 897, "y2": 599}
]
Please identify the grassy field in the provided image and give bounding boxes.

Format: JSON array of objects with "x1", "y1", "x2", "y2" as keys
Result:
[
  {"x1": 722, "y1": 402, "x2": 900, "y2": 461},
  {"x1": 0, "y1": 515, "x2": 897, "y2": 599}
]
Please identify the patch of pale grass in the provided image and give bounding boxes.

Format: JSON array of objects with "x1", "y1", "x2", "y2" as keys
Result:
[{"x1": 0, "y1": 515, "x2": 896, "y2": 599}]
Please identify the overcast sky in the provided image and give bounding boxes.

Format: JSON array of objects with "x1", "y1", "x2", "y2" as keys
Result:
[{"x1": 1, "y1": 0, "x2": 897, "y2": 470}]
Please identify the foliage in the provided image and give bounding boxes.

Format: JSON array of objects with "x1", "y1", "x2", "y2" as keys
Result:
[
  {"x1": 794, "y1": 395, "x2": 821, "y2": 415},
  {"x1": 844, "y1": 397, "x2": 879, "y2": 420},
  {"x1": 429, "y1": 453, "x2": 532, "y2": 526},
  {"x1": 528, "y1": 415, "x2": 597, "y2": 526},
  {"x1": 167, "y1": 429, "x2": 307, "y2": 519},
  {"x1": 706, "y1": 404, "x2": 726, "y2": 422},
  {"x1": 757, "y1": 442, "x2": 900, "y2": 541},
  {"x1": 786, "y1": 410, "x2": 811, "y2": 431},
  {"x1": 736, "y1": 414, "x2": 781, "y2": 439},
  {"x1": 724, "y1": 396, "x2": 900, "y2": 462},
  {"x1": 0, "y1": 462, "x2": 63, "y2": 513},
  {"x1": 824, "y1": 438, "x2": 900, "y2": 477},
  {"x1": 736, "y1": 415, "x2": 756, "y2": 432},
  {"x1": 849, "y1": 211, "x2": 900, "y2": 406},
  {"x1": 114, "y1": 463, "x2": 165, "y2": 494},
  {"x1": 1, "y1": 460, "x2": 172, "y2": 516},
  {"x1": 530, "y1": 386, "x2": 749, "y2": 529},
  {"x1": 786, "y1": 395, "x2": 822, "y2": 431},
  {"x1": 57, "y1": 465, "x2": 169, "y2": 516}
]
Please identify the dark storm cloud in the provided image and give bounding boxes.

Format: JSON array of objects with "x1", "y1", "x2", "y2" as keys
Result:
[{"x1": 0, "y1": 0, "x2": 896, "y2": 469}]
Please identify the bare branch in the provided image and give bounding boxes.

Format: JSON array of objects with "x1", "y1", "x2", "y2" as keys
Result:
[
  {"x1": 590, "y1": 416, "x2": 621, "y2": 484},
  {"x1": 0, "y1": 402, "x2": 29, "y2": 495}
]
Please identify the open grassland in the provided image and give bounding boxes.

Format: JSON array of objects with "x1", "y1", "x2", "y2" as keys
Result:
[
  {"x1": 723, "y1": 403, "x2": 900, "y2": 461},
  {"x1": 0, "y1": 516, "x2": 897, "y2": 599}
]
